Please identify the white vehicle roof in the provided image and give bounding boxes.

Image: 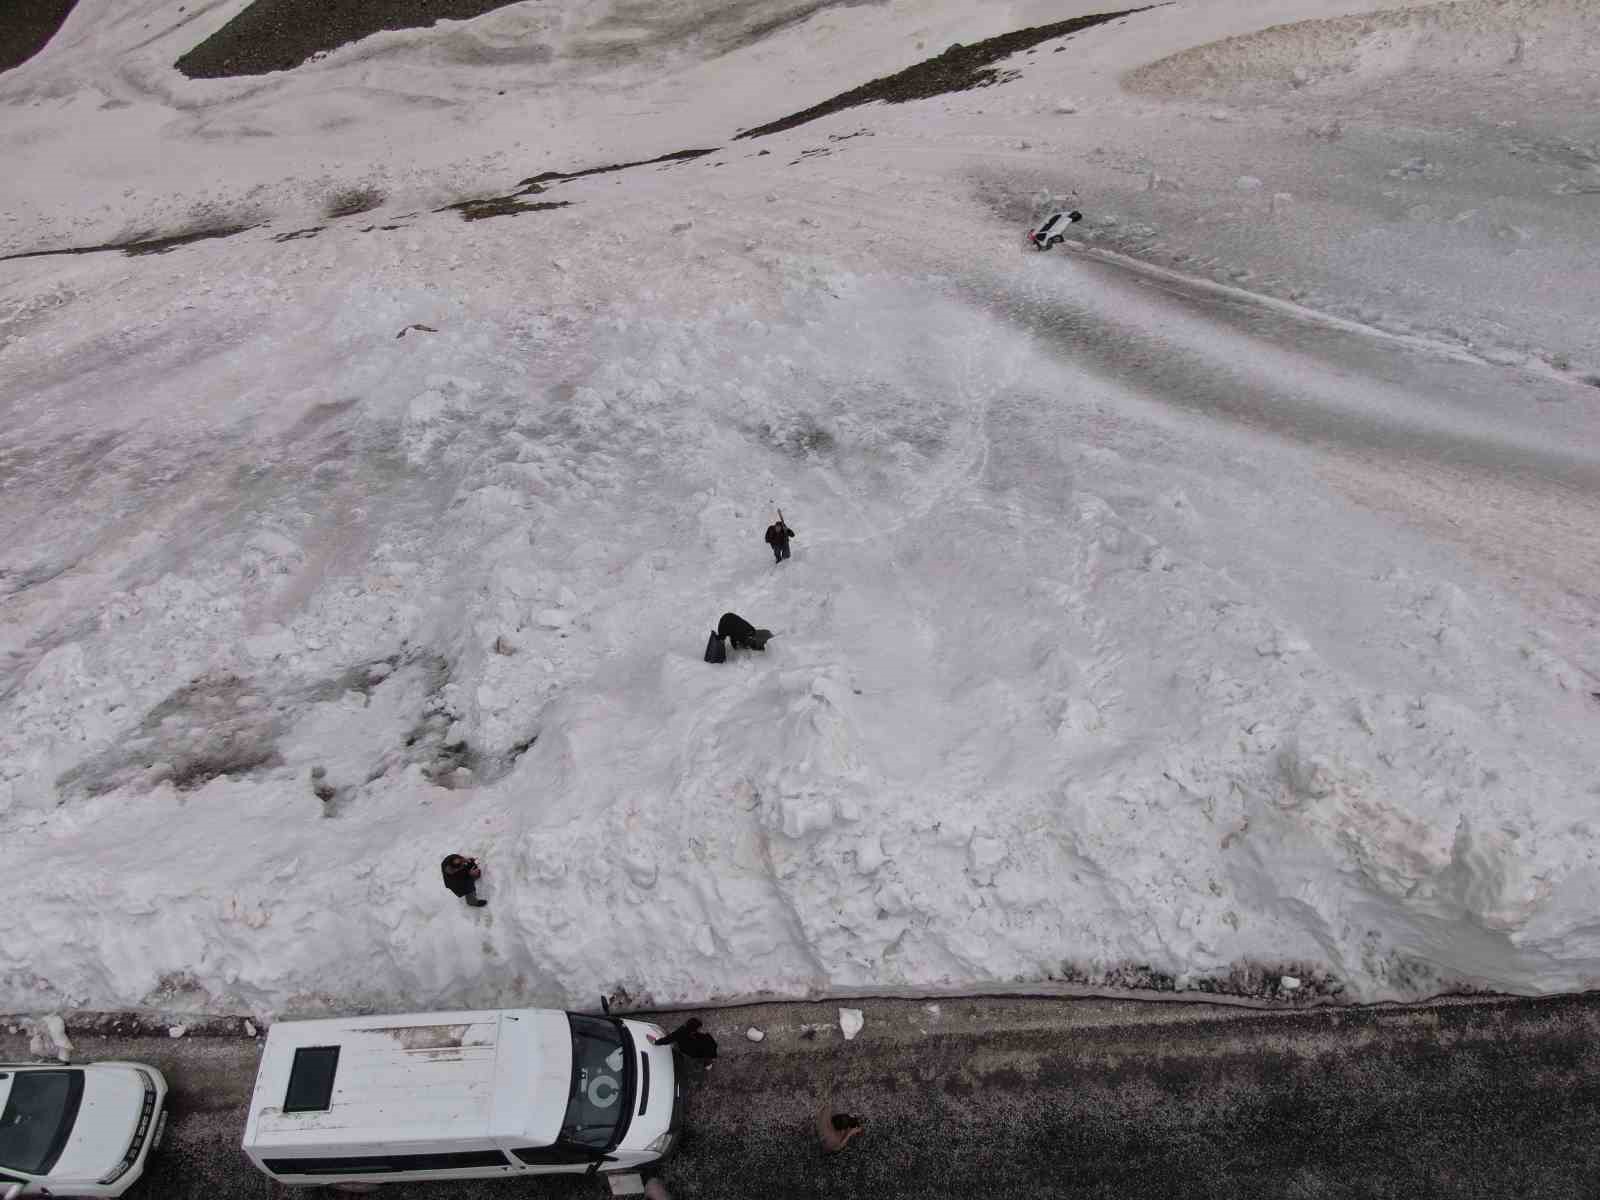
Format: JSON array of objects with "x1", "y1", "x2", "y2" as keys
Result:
[{"x1": 243, "y1": 1008, "x2": 572, "y2": 1152}]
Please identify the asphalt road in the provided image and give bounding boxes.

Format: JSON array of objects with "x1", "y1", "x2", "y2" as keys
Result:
[{"x1": 6, "y1": 992, "x2": 1600, "y2": 1199}]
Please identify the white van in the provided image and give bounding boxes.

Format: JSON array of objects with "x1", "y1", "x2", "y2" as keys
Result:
[{"x1": 241, "y1": 1009, "x2": 680, "y2": 1188}]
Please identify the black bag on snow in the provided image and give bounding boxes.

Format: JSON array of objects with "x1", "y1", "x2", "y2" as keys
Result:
[{"x1": 704, "y1": 632, "x2": 727, "y2": 663}]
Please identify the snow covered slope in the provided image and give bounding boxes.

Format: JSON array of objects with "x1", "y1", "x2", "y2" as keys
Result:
[{"x1": 2, "y1": 0, "x2": 1597, "y2": 1018}]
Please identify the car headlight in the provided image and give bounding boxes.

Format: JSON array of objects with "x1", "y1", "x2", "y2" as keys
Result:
[
  {"x1": 644, "y1": 1131, "x2": 674, "y2": 1155},
  {"x1": 99, "y1": 1075, "x2": 158, "y2": 1185}
]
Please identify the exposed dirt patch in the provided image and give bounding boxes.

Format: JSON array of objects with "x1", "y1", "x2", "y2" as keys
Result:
[
  {"x1": 435, "y1": 196, "x2": 572, "y2": 222},
  {"x1": 734, "y1": 7, "x2": 1148, "y2": 139},
  {"x1": 516, "y1": 147, "x2": 718, "y2": 189},
  {"x1": 174, "y1": 0, "x2": 528, "y2": 79},
  {"x1": 324, "y1": 186, "x2": 386, "y2": 218},
  {"x1": 0, "y1": 223, "x2": 262, "y2": 263},
  {"x1": 47, "y1": 648, "x2": 537, "y2": 803},
  {"x1": 0, "y1": 0, "x2": 77, "y2": 74},
  {"x1": 1055, "y1": 958, "x2": 1348, "y2": 1005},
  {"x1": 54, "y1": 672, "x2": 286, "y2": 800},
  {"x1": 432, "y1": 146, "x2": 718, "y2": 221}
]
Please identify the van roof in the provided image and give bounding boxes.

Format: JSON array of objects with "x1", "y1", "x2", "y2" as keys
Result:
[{"x1": 243, "y1": 1008, "x2": 571, "y2": 1151}]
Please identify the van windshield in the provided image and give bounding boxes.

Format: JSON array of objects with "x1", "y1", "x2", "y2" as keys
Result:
[
  {"x1": 0, "y1": 1069, "x2": 85, "y2": 1175},
  {"x1": 561, "y1": 1016, "x2": 634, "y2": 1151}
]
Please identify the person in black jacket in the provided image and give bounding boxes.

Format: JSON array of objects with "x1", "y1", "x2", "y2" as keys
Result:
[
  {"x1": 441, "y1": 853, "x2": 487, "y2": 907},
  {"x1": 651, "y1": 1016, "x2": 719, "y2": 1061},
  {"x1": 764, "y1": 517, "x2": 795, "y2": 563},
  {"x1": 717, "y1": 611, "x2": 772, "y2": 651}
]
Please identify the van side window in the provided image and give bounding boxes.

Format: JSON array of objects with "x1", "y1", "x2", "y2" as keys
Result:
[
  {"x1": 512, "y1": 1145, "x2": 597, "y2": 1165},
  {"x1": 263, "y1": 1149, "x2": 512, "y2": 1175},
  {"x1": 283, "y1": 1046, "x2": 341, "y2": 1113}
]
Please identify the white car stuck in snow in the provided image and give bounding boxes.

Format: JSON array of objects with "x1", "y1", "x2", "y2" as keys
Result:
[
  {"x1": 1028, "y1": 210, "x2": 1083, "y2": 249},
  {"x1": 0, "y1": 1062, "x2": 168, "y2": 1198}
]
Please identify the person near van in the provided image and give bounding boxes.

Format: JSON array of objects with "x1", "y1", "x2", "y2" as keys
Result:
[
  {"x1": 765, "y1": 516, "x2": 795, "y2": 563},
  {"x1": 816, "y1": 1093, "x2": 864, "y2": 1153},
  {"x1": 441, "y1": 853, "x2": 487, "y2": 907},
  {"x1": 651, "y1": 1016, "x2": 718, "y2": 1061},
  {"x1": 643, "y1": 1178, "x2": 672, "y2": 1200}
]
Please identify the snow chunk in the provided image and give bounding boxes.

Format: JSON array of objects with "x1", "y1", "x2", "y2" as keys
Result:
[
  {"x1": 745, "y1": 1026, "x2": 765, "y2": 1042},
  {"x1": 839, "y1": 1008, "x2": 864, "y2": 1040},
  {"x1": 31, "y1": 1015, "x2": 72, "y2": 1062},
  {"x1": 1235, "y1": 175, "x2": 1264, "y2": 191},
  {"x1": 168, "y1": 1025, "x2": 188, "y2": 1039}
]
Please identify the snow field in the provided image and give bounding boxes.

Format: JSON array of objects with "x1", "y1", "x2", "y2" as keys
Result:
[{"x1": 2, "y1": 0, "x2": 1599, "y2": 1018}]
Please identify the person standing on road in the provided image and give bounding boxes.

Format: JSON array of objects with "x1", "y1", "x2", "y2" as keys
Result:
[
  {"x1": 652, "y1": 1016, "x2": 719, "y2": 1062},
  {"x1": 441, "y1": 853, "x2": 487, "y2": 907},
  {"x1": 816, "y1": 1091, "x2": 864, "y2": 1153},
  {"x1": 765, "y1": 513, "x2": 795, "y2": 564}
]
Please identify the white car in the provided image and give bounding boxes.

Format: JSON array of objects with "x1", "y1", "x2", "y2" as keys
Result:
[
  {"x1": 1028, "y1": 210, "x2": 1083, "y2": 249},
  {"x1": 0, "y1": 1062, "x2": 168, "y2": 1198}
]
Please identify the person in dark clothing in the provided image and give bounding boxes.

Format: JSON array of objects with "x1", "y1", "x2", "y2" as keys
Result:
[
  {"x1": 717, "y1": 611, "x2": 772, "y2": 651},
  {"x1": 764, "y1": 517, "x2": 795, "y2": 563},
  {"x1": 651, "y1": 1016, "x2": 719, "y2": 1061},
  {"x1": 816, "y1": 1093, "x2": 864, "y2": 1153},
  {"x1": 441, "y1": 853, "x2": 487, "y2": 907}
]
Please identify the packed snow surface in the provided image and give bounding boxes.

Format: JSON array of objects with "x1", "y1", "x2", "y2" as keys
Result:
[{"x1": 2, "y1": 0, "x2": 1598, "y2": 1019}]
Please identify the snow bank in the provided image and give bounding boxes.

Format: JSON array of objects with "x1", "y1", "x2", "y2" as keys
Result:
[{"x1": 2, "y1": 0, "x2": 1598, "y2": 1017}]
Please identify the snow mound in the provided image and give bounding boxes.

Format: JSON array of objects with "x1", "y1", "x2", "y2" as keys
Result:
[{"x1": 1125, "y1": 0, "x2": 1600, "y2": 99}]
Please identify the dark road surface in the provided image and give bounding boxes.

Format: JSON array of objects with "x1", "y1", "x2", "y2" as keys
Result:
[{"x1": 6, "y1": 992, "x2": 1600, "y2": 1198}]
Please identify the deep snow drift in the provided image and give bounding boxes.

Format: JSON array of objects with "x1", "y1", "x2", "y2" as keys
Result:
[{"x1": 2, "y1": 0, "x2": 1598, "y2": 1020}]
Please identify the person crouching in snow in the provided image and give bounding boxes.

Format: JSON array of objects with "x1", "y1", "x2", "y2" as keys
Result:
[
  {"x1": 765, "y1": 514, "x2": 795, "y2": 563},
  {"x1": 718, "y1": 611, "x2": 772, "y2": 651},
  {"x1": 441, "y1": 853, "x2": 487, "y2": 907}
]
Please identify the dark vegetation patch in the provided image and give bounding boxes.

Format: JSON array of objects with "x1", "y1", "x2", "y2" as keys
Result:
[
  {"x1": 174, "y1": 0, "x2": 527, "y2": 79},
  {"x1": 435, "y1": 196, "x2": 572, "y2": 222},
  {"x1": 429, "y1": 148, "x2": 715, "y2": 223},
  {"x1": 0, "y1": 223, "x2": 260, "y2": 263},
  {"x1": 733, "y1": 7, "x2": 1148, "y2": 140},
  {"x1": 273, "y1": 226, "x2": 325, "y2": 243},
  {"x1": 324, "y1": 186, "x2": 386, "y2": 218},
  {"x1": 516, "y1": 147, "x2": 718, "y2": 190},
  {"x1": 0, "y1": 0, "x2": 77, "y2": 74}
]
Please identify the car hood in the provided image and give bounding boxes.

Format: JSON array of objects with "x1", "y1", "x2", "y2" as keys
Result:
[{"x1": 48, "y1": 1067, "x2": 143, "y2": 1181}]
